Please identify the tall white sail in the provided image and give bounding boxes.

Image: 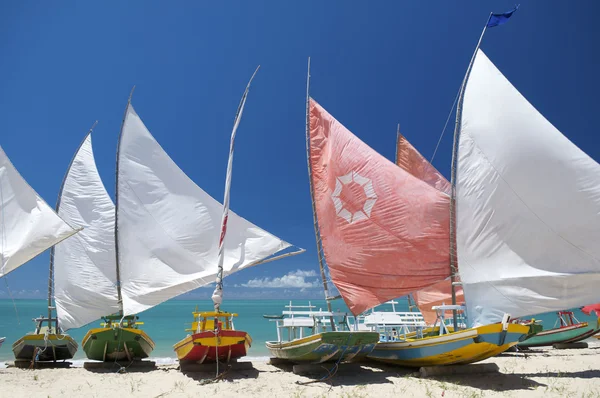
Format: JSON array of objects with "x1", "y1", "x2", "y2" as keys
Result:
[
  {"x1": 53, "y1": 135, "x2": 120, "y2": 330},
  {"x1": 457, "y1": 49, "x2": 600, "y2": 326},
  {"x1": 117, "y1": 104, "x2": 294, "y2": 315},
  {"x1": 0, "y1": 146, "x2": 78, "y2": 277}
]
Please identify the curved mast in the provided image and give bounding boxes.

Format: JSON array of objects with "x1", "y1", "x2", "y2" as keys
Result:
[
  {"x1": 211, "y1": 66, "x2": 260, "y2": 312},
  {"x1": 115, "y1": 88, "x2": 136, "y2": 316},
  {"x1": 49, "y1": 121, "x2": 98, "y2": 332}
]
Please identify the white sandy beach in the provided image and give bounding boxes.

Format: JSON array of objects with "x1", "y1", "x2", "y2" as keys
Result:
[{"x1": 1, "y1": 344, "x2": 600, "y2": 398}]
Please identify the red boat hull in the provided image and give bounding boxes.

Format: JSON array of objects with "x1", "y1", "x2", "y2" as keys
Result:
[{"x1": 174, "y1": 329, "x2": 251, "y2": 363}]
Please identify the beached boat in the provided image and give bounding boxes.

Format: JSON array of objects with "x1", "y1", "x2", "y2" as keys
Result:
[
  {"x1": 12, "y1": 316, "x2": 78, "y2": 362},
  {"x1": 82, "y1": 316, "x2": 153, "y2": 361},
  {"x1": 174, "y1": 312, "x2": 251, "y2": 363},
  {"x1": 94, "y1": 79, "x2": 300, "y2": 369},
  {"x1": 306, "y1": 7, "x2": 600, "y2": 367},
  {"x1": 173, "y1": 69, "x2": 271, "y2": 365},
  {"x1": 45, "y1": 127, "x2": 154, "y2": 362},
  {"x1": 0, "y1": 145, "x2": 81, "y2": 363},
  {"x1": 518, "y1": 311, "x2": 600, "y2": 348},
  {"x1": 264, "y1": 302, "x2": 379, "y2": 363},
  {"x1": 305, "y1": 49, "x2": 529, "y2": 366},
  {"x1": 164, "y1": 70, "x2": 303, "y2": 367}
]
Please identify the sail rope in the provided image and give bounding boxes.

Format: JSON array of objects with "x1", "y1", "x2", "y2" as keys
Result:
[
  {"x1": 3, "y1": 277, "x2": 20, "y2": 325},
  {"x1": 427, "y1": 86, "x2": 461, "y2": 168},
  {"x1": 189, "y1": 327, "x2": 232, "y2": 385},
  {"x1": 295, "y1": 333, "x2": 353, "y2": 387}
]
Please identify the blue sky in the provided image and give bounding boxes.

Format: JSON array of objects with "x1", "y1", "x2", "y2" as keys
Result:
[{"x1": 1, "y1": 1, "x2": 598, "y2": 300}]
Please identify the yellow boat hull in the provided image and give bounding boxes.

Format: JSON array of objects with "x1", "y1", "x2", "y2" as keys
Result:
[{"x1": 367, "y1": 323, "x2": 529, "y2": 367}]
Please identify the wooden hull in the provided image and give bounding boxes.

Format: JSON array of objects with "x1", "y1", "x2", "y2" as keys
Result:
[
  {"x1": 12, "y1": 333, "x2": 78, "y2": 362},
  {"x1": 266, "y1": 331, "x2": 379, "y2": 364},
  {"x1": 174, "y1": 329, "x2": 251, "y2": 364},
  {"x1": 518, "y1": 321, "x2": 599, "y2": 348},
  {"x1": 82, "y1": 327, "x2": 155, "y2": 361},
  {"x1": 367, "y1": 323, "x2": 529, "y2": 367}
]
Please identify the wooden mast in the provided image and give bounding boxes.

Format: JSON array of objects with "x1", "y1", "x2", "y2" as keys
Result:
[{"x1": 304, "y1": 58, "x2": 337, "y2": 330}]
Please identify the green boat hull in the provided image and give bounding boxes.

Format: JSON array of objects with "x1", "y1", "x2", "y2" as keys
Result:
[
  {"x1": 266, "y1": 331, "x2": 379, "y2": 363},
  {"x1": 518, "y1": 322, "x2": 599, "y2": 348},
  {"x1": 82, "y1": 327, "x2": 154, "y2": 361}
]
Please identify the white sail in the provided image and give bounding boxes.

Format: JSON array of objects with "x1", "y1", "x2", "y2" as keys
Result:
[
  {"x1": 0, "y1": 146, "x2": 78, "y2": 277},
  {"x1": 117, "y1": 104, "x2": 294, "y2": 315},
  {"x1": 457, "y1": 49, "x2": 600, "y2": 326},
  {"x1": 53, "y1": 135, "x2": 120, "y2": 330}
]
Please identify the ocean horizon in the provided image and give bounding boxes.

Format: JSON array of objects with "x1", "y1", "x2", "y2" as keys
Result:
[{"x1": 1, "y1": 298, "x2": 597, "y2": 364}]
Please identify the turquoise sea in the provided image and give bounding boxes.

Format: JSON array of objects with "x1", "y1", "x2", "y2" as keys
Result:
[{"x1": 0, "y1": 298, "x2": 596, "y2": 364}]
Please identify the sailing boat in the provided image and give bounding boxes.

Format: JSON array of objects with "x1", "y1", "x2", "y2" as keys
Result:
[
  {"x1": 91, "y1": 80, "x2": 301, "y2": 366},
  {"x1": 49, "y1": 126, "x2": 154, "y2": 362},
  {"x1": 1, "y1": 144, "x2": 81, "y2": 362},
  {"x1": 517, "y1": 311, "x2": 599, "y2": 348},
  {"x1": 172, "y1": 69, "x2": 306, "y2": 365},
  {"x1": 306, "y1": 95, "x2": 528, "y2": 368},
  {"x1": 370, "y1": 13, "x2": 600, "y2": 365}
]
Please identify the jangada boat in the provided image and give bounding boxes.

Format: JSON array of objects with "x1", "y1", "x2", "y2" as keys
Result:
[
  {"x1": 164, "y1": 69, "x2": 303, "y2": 367},
  {"x1": 0, "y1": 145, "x2": 81, "y2": 363},
  {"x1": 174, "y1": 311, "x2": 251, "y2": 364},
  {"x1": 264, "y1": 302, "x2": 378, "y2": 364},
  {"x1": 46, "y1": 127, "x2": 154, "y2": 362},
  {"x1": 94, "y1": 75, "x2": 301, "y2": 369},
  {"x1": 518, "y1": 311, "x2": 600, "y2": 348},
  {"x1": 303, "y1": 7, "x2": 600, "y2": 367},
  {"x1": 304, "y1": 88, "x2": 528, "y2": 367}
]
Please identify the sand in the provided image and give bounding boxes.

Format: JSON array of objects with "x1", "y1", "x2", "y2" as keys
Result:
[{"x1": 1, "y1": 345, "x2": 600, "y2": 397}]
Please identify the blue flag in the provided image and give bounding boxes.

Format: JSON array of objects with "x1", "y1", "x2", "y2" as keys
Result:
[{"x1": 487, "y1": 5, "x2": 519, "y2": 28}]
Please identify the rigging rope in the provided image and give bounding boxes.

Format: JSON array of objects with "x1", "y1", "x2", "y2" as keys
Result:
[
  {"x1": 295, "y1": 333, "x2": 353, "y2": 387},
  {"x1": 3, "y1": 277, "x2": 20, "y2": 325}
]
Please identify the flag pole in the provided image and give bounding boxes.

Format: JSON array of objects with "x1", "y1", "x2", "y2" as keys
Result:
[
  {"x1": 304, "y1": 58, "x2": 336, "y2": 330},
  {"x1": 449, "y1": 12, "x2": 493, "y2": 330},
  {"x1": 212, "y1": 66, "x2": 260, "y2": 313}
]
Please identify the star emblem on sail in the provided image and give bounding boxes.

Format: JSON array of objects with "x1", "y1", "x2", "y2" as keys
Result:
[{"x1": 331, "y1": 171, "x2": 377, "y2": 224}]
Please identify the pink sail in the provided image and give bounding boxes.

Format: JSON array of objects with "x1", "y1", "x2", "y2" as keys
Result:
[
  {"x1": 394, "y1": 133, "x2": 462, "y2": 324},
  {"x1": 309, "y1": 98, "x2": 451, "y2": 316},
  {"x1": 581, "y1": 304, "x2": 600, "y2": 317}
]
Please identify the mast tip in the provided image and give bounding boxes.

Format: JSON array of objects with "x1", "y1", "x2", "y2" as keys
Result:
[{"x1": 128, "y1": 86, "x2": 136, "y2": 103}]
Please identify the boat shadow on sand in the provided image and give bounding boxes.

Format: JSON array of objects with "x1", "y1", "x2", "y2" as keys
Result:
[
  {"x1": 268, "y1": 361, "x2": 394, "y2": 386},
  {"x1": 180, "y1": 364, "x2": 259, "y2": 382},
  {"x1": 361, "y1": 361, "x2": 546, "y2": 392},
  {"x1": 429, "y1": 373, "x2": 546, "y2": 392},
  {"x1": 82, "y1": 361, "x2": 158, "y2": 374}
]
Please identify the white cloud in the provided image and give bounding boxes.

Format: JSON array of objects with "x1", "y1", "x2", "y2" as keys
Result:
[
  {"x1": 242, "y1": 269, "x2": 319, "y2": 289},
  {"x1": 289, "y1": 270, "x2": 317, "y2": 277}
]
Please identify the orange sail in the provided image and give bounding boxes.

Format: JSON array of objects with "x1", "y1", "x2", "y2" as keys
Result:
[
  {"x1": 395, "y1": 133, "x2": 463, "y2": 324},
  {"x1": 308, "y1": 98, "x2": 451, "y2": 316},
  {"x1": 395, "y1": 132, "x2": 451, "y2": 195}
]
